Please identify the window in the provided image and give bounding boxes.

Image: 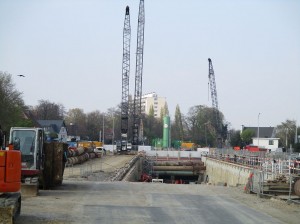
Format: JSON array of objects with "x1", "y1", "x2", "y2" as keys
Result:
[{"x1": 269, "y1": 140, "x2": 274, "y2": 145}]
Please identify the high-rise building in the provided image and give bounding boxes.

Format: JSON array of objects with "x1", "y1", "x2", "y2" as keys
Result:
[{"x1": 141, "y1": 92, "x2": 166, "y2": 118}]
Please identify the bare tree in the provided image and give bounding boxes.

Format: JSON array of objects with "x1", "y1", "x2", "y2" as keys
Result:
[{"x1": 33, "y1": 100, "x2": 65, "y2": 120}]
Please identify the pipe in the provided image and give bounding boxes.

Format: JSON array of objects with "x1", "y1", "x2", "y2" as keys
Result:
[
  {"x1": 153, "y1": 166, "x2": 205, "y2": 171},
  {"x1": 152, "y1": 171, "x2": 197, "y2": 176}
]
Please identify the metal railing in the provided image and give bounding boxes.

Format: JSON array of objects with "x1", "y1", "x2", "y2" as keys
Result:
[{"x1": 207, "y1": 148, "x2": 300, "y2": 203}]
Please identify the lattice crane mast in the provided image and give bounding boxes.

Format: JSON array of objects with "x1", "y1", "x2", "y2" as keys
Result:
[
  {"x1": 208, "y1": 58, "x2": 222, "y2": 147},
  {"x1": 132, "y1": 0, "x2": 145, "y2": 148},
  {"x1": 119, "y1": 6, "x2": 131, "y2": 152}
]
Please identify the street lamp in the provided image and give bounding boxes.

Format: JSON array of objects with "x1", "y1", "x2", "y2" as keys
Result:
[
  {"x1": 112, "y1": 116, "x2": 115, "y2": 150},
  {"x1": 102, "y1": 115, "x2": 105, "y2": 144},
  {"x1": 257, "y1": 113, "x2": 261, "y2": 147}
]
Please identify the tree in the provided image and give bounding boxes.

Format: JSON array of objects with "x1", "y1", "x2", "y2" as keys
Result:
[
  {"x1": 86, "y1": 110, "x2": 103, "y2": 141},
  {"x1": 143, "y1": 105, "x2": 156, "y2": 145},
  {"x1": 276, "y1": 119, "x2": 296, "y2": 148},
  {"x1": 32, "y1": 100, "x2": 65, "y2": 120},
  {"x1": 172, "y1": 105, "x2": 184, "y2": 141},
  {"x1": 185, "y1": 105, "x2": 225, "y2": 147},
  {"x1": 230, "y1": 130, "x2": 242, "y2": 147},
  {"x1": 65, "y1": 108, "x2": 87, "y2": 139},
  {"x1": 240, "y1": 129, "x2": 255, "y2": 145},
  {"x1": 0, "y1": 72, "x2": 26, "y2": 131}
]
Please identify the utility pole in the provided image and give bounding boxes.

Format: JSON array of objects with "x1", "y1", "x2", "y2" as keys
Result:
[
  {"x1": 257, "y1": 113, "x2": 261, "y2": 147},
  {"x1": 132, "y1": 0, "x2": 145, "y2": 149}
]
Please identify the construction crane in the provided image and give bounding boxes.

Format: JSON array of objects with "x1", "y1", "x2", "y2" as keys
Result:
[
  {"x1": 208, "y1": 58, "x2": 222, "y2": 148},
  {"x1": 132, "y1": 0, "x2": 145, "y2": 149},
  {"x1": 119, "y1": 6, "x2": 131, "y2": 153}
]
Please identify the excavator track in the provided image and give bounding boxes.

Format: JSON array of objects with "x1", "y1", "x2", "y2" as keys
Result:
[{"x1": 0, "y1": 192, "x2": 21, "y2": 224}]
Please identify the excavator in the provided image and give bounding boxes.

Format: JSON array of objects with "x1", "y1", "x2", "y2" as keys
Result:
[
  {"x1": 8, "y1": 127, "x2": 67, "y2": 194},
  {"x1": 0, "y1": 148, "x2": 22, "y2": 223}
]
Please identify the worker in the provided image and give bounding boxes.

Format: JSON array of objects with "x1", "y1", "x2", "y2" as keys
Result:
[{"x1": 0, "y1": 125, "x2": 3, "y2": 150}]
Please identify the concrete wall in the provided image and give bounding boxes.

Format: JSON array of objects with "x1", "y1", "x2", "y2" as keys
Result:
[
  {"x1": 123, "y1": 157, "x2": 143, "y2": 182},
  {"x1": 203, "y1": 157, "x2": 252, "y2": 187},
  {"x1": 145, "y1": 150, "x2": 201, "y2": 159}
]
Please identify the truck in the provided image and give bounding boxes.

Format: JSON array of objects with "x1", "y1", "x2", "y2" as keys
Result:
[
  {"x1": 244, "y1": 145, "x2": 267, "y2": 152},
  {"x1": 8, "y1": 127, "x2": 67, "y2": 195},
  {"x1": 116, "y1": 140, "x2": 131, "y2": 153}
]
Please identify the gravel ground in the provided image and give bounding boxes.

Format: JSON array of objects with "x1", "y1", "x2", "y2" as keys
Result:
[
  {"x1": 15, "y1": 154, "x2": 300, "y2": 224},
  {"x1": 63, "y1": 154, "x2": 300, "y2": 223},
  {"x1": 211, "y1": 185, "x2": 300, "y2": 224}
]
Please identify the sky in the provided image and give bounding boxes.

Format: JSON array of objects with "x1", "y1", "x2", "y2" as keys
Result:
[{"x1": 0, "y1": 0, "x2": 299, "y2": 130}]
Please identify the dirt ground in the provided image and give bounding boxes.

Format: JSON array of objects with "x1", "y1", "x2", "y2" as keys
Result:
[
  {"x1": 63, "y1": 154, "x2": 136, "y2": 181},
  {"x1": 15, "y1": 154, "x2": 300, "y2": 224}
]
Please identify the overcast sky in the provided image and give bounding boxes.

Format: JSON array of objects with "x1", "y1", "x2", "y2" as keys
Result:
[{"x1": 0, "y1": 0, "x2": 299, "y2": 130}]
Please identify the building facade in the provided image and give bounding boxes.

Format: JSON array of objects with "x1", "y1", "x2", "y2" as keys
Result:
[
  {"x1": 141, "y1": 92, "x2": 166, "y2": 118},
  {"x1": 241, "y1": 126, "x2": 279, "y2": 151}
]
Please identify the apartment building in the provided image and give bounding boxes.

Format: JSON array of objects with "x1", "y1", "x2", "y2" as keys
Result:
[{"x1": 141, "y1": 92, "x2": 166, "y2": 118}]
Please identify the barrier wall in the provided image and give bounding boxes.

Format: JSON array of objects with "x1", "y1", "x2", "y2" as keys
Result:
[
  {"x1": 144, "y1": 150, "x2": 201, "y2": 159},
  {"x1": 203, "y1": 157, "x2": 252, "y2": 187}
]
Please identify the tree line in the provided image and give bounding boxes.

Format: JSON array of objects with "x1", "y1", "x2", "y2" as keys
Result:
[{"x1": 1, "y1": 72, "x2": 299, "y2": 150}]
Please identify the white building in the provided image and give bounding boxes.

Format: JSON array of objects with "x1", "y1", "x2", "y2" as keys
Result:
[
  {"x1": 241, "y1": 126, "x2": 280, "y2": 152},
  {"x1": 141, "y1": 92, "x2": 167, "y2": 118}
]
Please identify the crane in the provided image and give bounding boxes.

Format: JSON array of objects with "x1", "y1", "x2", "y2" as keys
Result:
[
  {"x1": 119, "y1": 6, "x2": 131, "y2": 153},
  {"x1": 132, "y1": 0, "x2": 145, "y2": 149},
  {"x1": 208, "y1": 58, "x2": 222, "y2": 148}
]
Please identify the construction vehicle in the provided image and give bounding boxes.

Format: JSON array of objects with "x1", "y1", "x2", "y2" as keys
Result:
[
  {"x1": 8, "y1": 127, "x2": 67, "y2": 195},
  {"x1": 116, "y1": 140, "x2": 131, "y2": 153},
  {"x1": 0, "y1": 149, "x2": 22, "y2": 223}
]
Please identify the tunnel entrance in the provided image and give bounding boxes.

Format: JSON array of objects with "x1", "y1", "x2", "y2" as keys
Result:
[{"x1": 139, "y1": 154, "x2": 206, "y2": 184}]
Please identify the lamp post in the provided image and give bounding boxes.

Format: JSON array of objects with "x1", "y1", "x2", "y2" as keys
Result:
[
  {"x1": 102, "y1": 115, "x2": 105, "y2": 144},
  {"x1": 286, "y1": 127, "x2": 288, "y2": 148},
  {"x1": 112, "y1": 116, "x2": 115, "y2": 150},
  {"x1": 257, "y1": 113, "x2": 261, "y2": 147}
]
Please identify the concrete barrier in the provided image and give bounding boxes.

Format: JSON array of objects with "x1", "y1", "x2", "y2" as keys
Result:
[{"x1": 203, "y1": 157, "x2": 252, "y2": 187}]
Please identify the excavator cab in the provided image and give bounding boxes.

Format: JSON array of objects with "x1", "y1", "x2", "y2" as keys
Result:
[{"x1": 9, "y1": 128, "x2": 44, "y2": 181}]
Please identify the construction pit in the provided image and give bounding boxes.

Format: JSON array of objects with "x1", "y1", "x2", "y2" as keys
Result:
[{"x1": 122, "y1": 151, "x2": 206, "y2": 184}]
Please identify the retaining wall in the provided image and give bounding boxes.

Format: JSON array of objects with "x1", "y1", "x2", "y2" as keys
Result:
[{"x1": 203, "y1": 157, "x2": 252, "y2": 187}]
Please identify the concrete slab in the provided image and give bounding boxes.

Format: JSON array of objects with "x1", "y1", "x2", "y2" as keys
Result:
[{"x1": 15, "y1": 181, "x2": 298, "y2": 224}]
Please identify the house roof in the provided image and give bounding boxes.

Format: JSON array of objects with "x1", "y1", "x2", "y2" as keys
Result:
[
  {"x1": 37, "y1": 120, "x2": 66, "y2": 133},
  {"x1": 242, "y1": 126, "x2": 276, "y2": 138}
]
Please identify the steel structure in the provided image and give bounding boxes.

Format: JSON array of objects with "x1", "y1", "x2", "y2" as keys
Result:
[
  {"x1": 208, "y1": 58, "x2": 222, "y2": 147},
  {"x1": 120, "y1": 6, "x2": 131, "y2": 145},
  {"x1": 132, "y1": 0, "x2": 145, "y2": 147}
]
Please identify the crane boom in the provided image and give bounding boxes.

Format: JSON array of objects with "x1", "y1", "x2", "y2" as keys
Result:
[
  {"x1": 132, "y1": 0, "x2": 145, "y2": 148},
  {"x1": 208, "y1": 58, "x2": 222, "y2": 147},
  {"x1": 120, "y1": 6, "x2": 131, "y2": 147}
]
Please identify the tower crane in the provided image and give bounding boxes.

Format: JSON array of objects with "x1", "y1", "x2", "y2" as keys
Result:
[
  {"x1": 132, "y1": 0, "x2": 145, "y2": 149},
  {"x1": 119, "y1": 6, "x2": 131, "y2": 153},
  {"x1": 208, "y1": 58, "x2": 222, "y2": 148}
]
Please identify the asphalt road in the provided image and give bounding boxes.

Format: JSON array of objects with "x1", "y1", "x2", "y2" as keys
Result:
[{"x1": 15, "y1": 181, "x2": 285, "y2": 224}]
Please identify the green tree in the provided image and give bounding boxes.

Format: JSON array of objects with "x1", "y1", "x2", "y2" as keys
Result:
[
  {"x1": 240, "y1": 129, "x2": 255, "y2": 145},
  {"x1": 0, "y1": 72, "x2": 26, "y2": 131},
  {"x1": 185, "y1": 105, "x2": 225, "y2": 147},
  {"x1": 172, "y1": 105, "x2": 184, "y2": 141},
  {"x1": 143, "y1": 105, "x2": 156, "y2": 144},
  {"x1": 230, "y1": 130, "x2": 242, "y2": 147}
]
